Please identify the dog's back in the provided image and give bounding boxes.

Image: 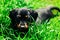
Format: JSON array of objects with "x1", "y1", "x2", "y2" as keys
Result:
[{"x1": 35, "y1": 6, "x2": 60, "y2": 23}]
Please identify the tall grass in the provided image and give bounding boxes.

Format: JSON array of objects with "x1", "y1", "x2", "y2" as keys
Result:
[{"x1": 0, "y1": 0, "x2": 60, "y2": 40}]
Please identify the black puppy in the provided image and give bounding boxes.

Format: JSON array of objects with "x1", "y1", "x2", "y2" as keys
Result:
[
  {"x1": 9, "y1": 6, "x2": 60, "y2": 32},
  {"x1": 35, "y1": 6, "x2": 60, "y2": 23},
  {"x1": 9, "y1": 8, "x2": 38, "y2": 32}
]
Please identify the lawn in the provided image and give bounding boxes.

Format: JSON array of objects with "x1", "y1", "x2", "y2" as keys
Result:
[{"x1": 0, "y1": 0, "x2": 60, "y2": 40}]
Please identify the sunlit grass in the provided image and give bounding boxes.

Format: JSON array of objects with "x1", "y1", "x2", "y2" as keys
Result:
[{"x1": 0, "y1": 0, "x2": 60, "y2": 40}]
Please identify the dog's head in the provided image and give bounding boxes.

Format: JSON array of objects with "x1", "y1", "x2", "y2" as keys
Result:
[{"x1": 9, "y1": 8, "x2": 38, "y2": 31}]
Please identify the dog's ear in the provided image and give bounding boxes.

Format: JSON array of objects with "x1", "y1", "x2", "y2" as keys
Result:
[
  {"x1": 28, "y1": 10, "x2": 38, "y2": 21},
  {"x1": 9, "y1": 9, "x2": 17, "y2": 20}
]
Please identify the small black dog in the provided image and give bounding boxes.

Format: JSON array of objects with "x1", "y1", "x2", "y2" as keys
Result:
[
  {"x1": 35, "y1": 6, "x2": 60, "y2": 23},
  {"x1": 9, "y1": 8, "x2": 38, "y2": 32},
  {"x1": 9, "y1": 6, "x2": 60, "y2": 32}
]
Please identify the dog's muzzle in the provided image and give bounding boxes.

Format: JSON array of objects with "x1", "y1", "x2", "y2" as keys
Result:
[{"x1": 16, "y1": 21, "x2": 28, "y2": 29}]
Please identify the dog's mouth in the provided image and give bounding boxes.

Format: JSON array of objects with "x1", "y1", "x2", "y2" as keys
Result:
[{"x1": 16, "y1": 23, "x2": 28, "y2": 29}]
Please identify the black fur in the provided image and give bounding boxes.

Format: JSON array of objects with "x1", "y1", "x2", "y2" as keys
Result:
[
  {"x1": 9, "y1": 6, "x2": 60, "y2": 32},
  {"x1": 35, "y1": 6, "x2": 60, "y2": 23},
  {"x1": 9, "y1": 8, "x2": 38, "y2": 32}
]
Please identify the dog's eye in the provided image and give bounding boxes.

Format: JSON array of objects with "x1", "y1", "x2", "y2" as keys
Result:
[
  {"x1": 17, "y1": 15, "x2": 21, "y2": 17},
  {"x1": 25, "y1": 15, "x2": 28, "y2": 18}
]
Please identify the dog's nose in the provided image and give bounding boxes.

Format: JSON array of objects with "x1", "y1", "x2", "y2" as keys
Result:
[
  {"x1": 20, "y1": 21, "x2": 28, "y2": 28},
  {"x1": 20, "y1": 23, "x2": 28, "y2": 29},
  {"x1": 20, "y1": 23, "x2": 25, "y2": 28}
]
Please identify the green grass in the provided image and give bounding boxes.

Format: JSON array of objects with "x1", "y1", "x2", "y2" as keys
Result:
[{"x1": 0, "y1": 0, "x2": 60, "y2": 40}]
